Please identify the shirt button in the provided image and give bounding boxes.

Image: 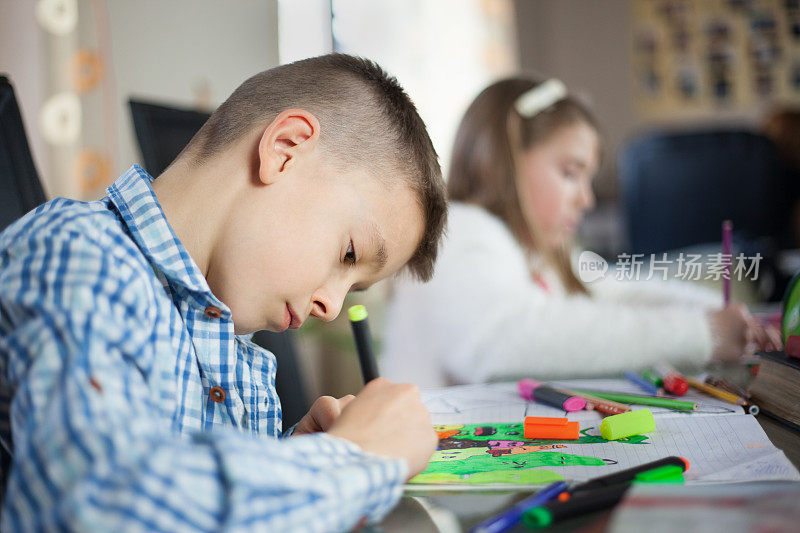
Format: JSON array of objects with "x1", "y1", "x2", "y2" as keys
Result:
[
  {"x1": 204, "y1": 306, "x2": 222, "y2": 319},
  {"x1": 209, "y1": 386, "x2": 226, "y2": 403}
]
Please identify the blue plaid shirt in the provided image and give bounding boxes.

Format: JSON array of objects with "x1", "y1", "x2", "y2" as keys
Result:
[{"x1": 0, "y1": 165, "x2": 406, "y2": 532}]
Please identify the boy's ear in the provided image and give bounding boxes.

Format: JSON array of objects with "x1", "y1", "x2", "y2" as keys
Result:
[{"x1": 257, "y1": 109, "x2": 320, "y2": 185}]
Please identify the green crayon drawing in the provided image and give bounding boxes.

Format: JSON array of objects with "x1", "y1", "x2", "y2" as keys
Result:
[
  {"x1": 435, "y1": 423, "x2": 650, "y2": 445},
  {"x1": 410, "y1": 449, "x2": 607, "y2": 485},
  {"x1": 430, "y1": 448, "x2": 607, "y2": 472},
  {"x1": 573, "y1": 427, "x2": 650, "y2": 445},
  {"x1": 434, "y1": 423, "x2": 524, "y2": 441},
  {"x1": 415, "y1": 423, "x2": 648, "y2": 485},
  {"x1": 410, "y1": 468, "x2": 565, "y2": 485}
]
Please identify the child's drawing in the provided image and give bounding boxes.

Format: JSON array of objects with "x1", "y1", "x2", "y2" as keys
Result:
[{"x1": 411, "y1": 422, "x2": 647, "y2": 485}]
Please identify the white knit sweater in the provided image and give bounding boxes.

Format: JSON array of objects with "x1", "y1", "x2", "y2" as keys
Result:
[{"x1": 381, "y1": 202, "x2": 719, "y2": 387}]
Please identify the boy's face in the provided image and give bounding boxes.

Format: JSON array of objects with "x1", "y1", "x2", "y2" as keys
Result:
[{"x1": 208, "y1": 120, "x2": 423, "y2": 334}]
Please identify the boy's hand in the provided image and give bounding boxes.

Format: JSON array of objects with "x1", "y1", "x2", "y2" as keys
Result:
[
  {"x1": 327, "y1": 378, "x2": 437, "y2": 480},
  {"x1": 293, "y1": 395, "x2": 356, "y2": 436}
]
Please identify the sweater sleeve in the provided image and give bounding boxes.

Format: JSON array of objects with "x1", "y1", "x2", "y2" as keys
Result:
[
  {"x1": 390, "y1": 205, "x2": 715, "y2": 385},
  {"x1": 588, "y1": 273, "x2": 722, "y2": 310}
]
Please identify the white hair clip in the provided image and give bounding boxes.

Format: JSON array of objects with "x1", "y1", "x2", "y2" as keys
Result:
[{"x1": 514, "y1": 79, "x2": 568, "y2": 117}]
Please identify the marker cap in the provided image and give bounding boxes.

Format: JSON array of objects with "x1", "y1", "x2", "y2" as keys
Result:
[
  {"x1": 640, "y1": 369, "x2": 663, "y2": 387},
  {"x1": 524, "y1": 416, "x2": 580, "y2": 439},
  {"x1": 662, "y1": 375, "x2": 689, "y2": 396},
  {"x1": 348, "y1": 304, "x2": 368, "y2": 322},
  {"x1": 599, "y1": 409, "x2": 656, "y2": 440},
  {"x1": 518, "y1": 378, "x2": 542, "y2": 400},
  {"x1": 563, "y1": 396, "x2": 586, "y2": 411},
  {"x1": 521, "y1": 506, "x2": 552, "y2": 528},
  {"x1": 633, "y1": 465, "x2": 685, "y2": 484}
]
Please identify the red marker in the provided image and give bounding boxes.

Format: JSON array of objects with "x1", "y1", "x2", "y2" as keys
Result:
[{"x1": 653, "y1": 362, "x2": 688, "y2": 396}]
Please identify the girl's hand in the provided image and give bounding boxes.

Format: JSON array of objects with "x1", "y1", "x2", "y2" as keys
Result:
[
  {"x1": 708, "y1": 303, "x2": 782, "y2": 362},
  {"x1": 746, "y1": 321, "x2": 782, "y2": 354}
]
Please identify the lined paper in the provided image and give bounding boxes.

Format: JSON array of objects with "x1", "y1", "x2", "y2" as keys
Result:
[{"x1": 418, "y1": 380, "x2": 799, "y2": 485}]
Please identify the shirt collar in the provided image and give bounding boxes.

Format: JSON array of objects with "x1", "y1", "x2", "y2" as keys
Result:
[{"x1": 106, "y1": 165, "x2": 227, "y2": 310}]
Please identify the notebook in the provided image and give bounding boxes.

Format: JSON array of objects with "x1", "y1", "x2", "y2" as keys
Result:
[
  {"x1": 748, "y1": 351, "x2": 800, "y2": 431},
  {"x1": 406, "y1": 380, "x2": 800, "y2": 492}
]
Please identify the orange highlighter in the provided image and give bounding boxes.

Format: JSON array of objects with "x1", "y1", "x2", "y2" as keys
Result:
[{"x1": 524, "y1": 416, "x2": 580, "y2": 439}]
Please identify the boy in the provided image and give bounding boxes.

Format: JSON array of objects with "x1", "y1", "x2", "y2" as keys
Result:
[{"x1": 0, "y1": 54, "x2": 447, "y2": 531}]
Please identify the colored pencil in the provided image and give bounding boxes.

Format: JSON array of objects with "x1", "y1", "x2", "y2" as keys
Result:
[
  {"x1": 704, "y1": 375, "x2": 750, "y2": 399},
  {"x1": 570, "y1": 389, "x2": 698, "y2": 411},
  {"x1": 685, "y1": 377, "x2": 759, "y2": 415},
  {"x1": 557, "y1": 388, "x2": 631, "y2": 415}
]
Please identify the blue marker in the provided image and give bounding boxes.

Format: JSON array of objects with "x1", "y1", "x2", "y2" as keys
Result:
[
  {"x1": 624, "y1": 371, "x2": 661, "y2": 396},
  {"x1": 470, "y1": 480, "x2": 568, "y2": 533}
]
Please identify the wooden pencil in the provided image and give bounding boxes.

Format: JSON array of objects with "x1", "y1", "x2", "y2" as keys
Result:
[
  {"x1": 556, "y1": 388, "x2": 631, "y2": 415},
  {"x1": 686, "y1": 377, "x2": 759, "y2": 415}
]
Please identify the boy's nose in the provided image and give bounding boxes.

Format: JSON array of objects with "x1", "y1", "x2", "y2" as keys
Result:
[{"x1": 310, "y1": 287, "x2": 346, "y2": 322}]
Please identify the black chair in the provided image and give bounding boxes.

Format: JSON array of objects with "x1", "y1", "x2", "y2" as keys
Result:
[
  {"x1": 619, "y1": 129, "x2": 796, "y2": 256},
  {"x1": 129, "y1": 99, "x2": 211, "y2": 177},
  {"x1": 0, "y1": 74, "x2": 50, "y2": 496},
  {"x1": 129, "y1": 98, "x2": 310, "y2": 427},
  {"x1": 251, "y1": 331, "x2": 308, "y2": 428},
  {"x1": 0, "y1": 75, "x2": 47, "y2": 234}
]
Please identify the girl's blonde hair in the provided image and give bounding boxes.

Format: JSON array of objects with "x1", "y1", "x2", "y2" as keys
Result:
[{"x1": 447, "y1": 77, "x2": 600, "y2": 294}]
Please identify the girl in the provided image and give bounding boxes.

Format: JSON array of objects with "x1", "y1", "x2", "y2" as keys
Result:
[{"x1": 382, "y1": 77, "x2": 780, "y2": 388}]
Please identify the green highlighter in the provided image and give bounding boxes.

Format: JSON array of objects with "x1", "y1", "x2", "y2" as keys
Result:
[
  {"x1": 633, "y1": 465, "x2": 685, "y2": 483},
  {"x1": 522, "y1": 460, "x2": 686, "y2": 528},
  {"x1": 599, "y1": 409, "x2": 655, "y2": 441}
]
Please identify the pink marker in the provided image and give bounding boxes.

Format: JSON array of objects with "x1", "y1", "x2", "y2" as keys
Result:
[
  {"x1": 723, "y1": 220, "x2": 733, "y2": 305},
  {"x1": 518, "y1": 378, "x2": 586, "y2": 412}
]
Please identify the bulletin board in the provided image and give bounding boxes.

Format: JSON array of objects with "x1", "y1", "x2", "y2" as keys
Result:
[{"x1": 632, "y1": 0, "x2": 800, "y2": 117}]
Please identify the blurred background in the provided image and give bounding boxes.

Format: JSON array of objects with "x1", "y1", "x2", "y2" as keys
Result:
[{"x1": 3, "y1": 0, "x2": 800, "y2": 424}]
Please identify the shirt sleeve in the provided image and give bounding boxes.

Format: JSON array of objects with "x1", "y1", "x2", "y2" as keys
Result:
[{"x1": 0, "y1": 231, "x2": 406, "y2": 532}]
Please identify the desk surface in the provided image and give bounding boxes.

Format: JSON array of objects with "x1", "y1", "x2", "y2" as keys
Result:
[{"x1": 380, "y1": 408, "x2": 800, "y2": 532}]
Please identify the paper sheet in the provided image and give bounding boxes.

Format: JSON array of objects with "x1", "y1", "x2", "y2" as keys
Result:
[{"x1": 411, "y1": 380, "x2": 799, "y2": 490}]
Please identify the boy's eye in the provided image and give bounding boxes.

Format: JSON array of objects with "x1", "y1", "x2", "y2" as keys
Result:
[{"x1": 345, "y1": 239, "x2": 357, "y2": 266}]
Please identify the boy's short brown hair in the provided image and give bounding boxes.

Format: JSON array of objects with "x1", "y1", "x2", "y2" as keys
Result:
[{"x1": 181, "y1": 54, "x2": 446, "y2": 282}]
